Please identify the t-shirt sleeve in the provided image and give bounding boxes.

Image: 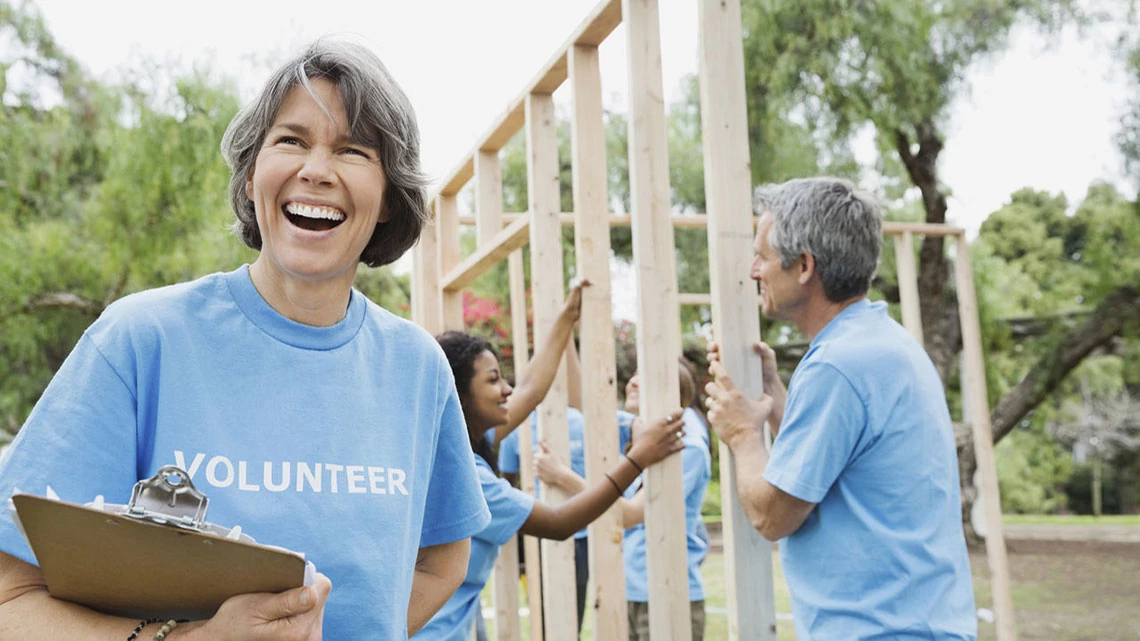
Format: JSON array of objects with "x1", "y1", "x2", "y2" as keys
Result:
[
  {"x1": 419, "y1": 365, "x2": 492, "y2": 548},
  {"x1": 497, "y1": 430, "x2": 520, "y2": 475},
  {"x1": 763, "y1": 361, "x2": 867, "y2": 504},
  {"x1": 680, "y1": 411, "x2": 711, "y2": 500},
  {"x1": 0, "y1": 332, "x2": 140, "y2": 565},
  {"x1": 476, "y1": 465, "x2": 536, "y2": 547}
]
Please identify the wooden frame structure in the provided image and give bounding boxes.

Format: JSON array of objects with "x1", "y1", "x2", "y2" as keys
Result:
[{"x1": 411, "y1": 1, "x2": 1016, "y2": 640}]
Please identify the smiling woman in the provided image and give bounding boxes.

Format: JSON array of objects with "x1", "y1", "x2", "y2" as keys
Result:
[{"x1": 0, "y1": 38, "x2": 491, "y2": 641}]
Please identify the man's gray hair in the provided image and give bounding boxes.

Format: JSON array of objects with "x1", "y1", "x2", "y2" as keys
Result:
[
  {"x1": 753, "y1": 177, "x2": 883, "y2": 302},
  {"x1": 221, "y1": 38, "x2": 429, "y2": 268}
]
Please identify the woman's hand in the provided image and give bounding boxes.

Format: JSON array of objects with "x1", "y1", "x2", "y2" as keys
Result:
[
  {"x1": 185, "y1": 573, "x2": 332, "y2": 641},
  {"x1": 533, "y1": 441, "x2": 577, "y2": 490},
  {"x1": 560, "y1": 279, "x2": 591, "y2": 323},
  {"x1": 627, "y1": 410, "x2": 686, "y2": 468}
]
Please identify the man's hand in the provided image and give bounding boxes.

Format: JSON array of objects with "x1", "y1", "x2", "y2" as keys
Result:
[
  {"x1": 707, "y1": 340, "x2": 786, "y2": 434},
  {"x1": 704, "y1": 358, "x2": 773, "y2": 450}
]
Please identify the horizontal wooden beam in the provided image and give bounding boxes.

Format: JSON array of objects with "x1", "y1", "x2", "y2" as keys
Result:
[
  {"x1": 441, "y1": 216, "x2": 531, "y2": 292},
  {"x1": 455, "y1": 213, "x2": 964, "y2": 236},
  {"x1": 434, "y1": 0, "x2": 623, "y2": 198}
]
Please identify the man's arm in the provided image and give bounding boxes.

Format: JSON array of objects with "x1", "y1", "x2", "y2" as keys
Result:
[
  {"x1": 407, "y1": 539, "x2": 470, "y2": 636},
  {"x1": 0, "y1": 550, "x2": 331, "y2": 640},
  {"x1": 704, "y1": 359, "x2": 814, "y2": 541}
]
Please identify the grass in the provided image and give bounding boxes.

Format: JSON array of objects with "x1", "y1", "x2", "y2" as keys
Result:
[{"x1": 1002, "y1": 513, "x2": 1140, "y2": 526}]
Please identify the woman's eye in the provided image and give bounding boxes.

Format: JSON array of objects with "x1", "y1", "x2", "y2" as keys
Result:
[
  {"x1": 344, "y1": 147, "x2": 373, "y2": 158},
  {"x1": 276, "y1": 136, "x2": 302, "y2": 146}
]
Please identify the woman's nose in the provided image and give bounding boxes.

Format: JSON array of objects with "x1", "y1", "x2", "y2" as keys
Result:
[{"x1": 298, "y1": 150, "x2": 337, "y2": 185}]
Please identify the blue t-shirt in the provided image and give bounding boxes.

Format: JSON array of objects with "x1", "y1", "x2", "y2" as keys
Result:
[
  {"x1": 498, "y1": 408, "x2": 588, "y2": 540},
  {"x1": 621, "y1": 407, "x2": 710, "y2": 602},
  {"x1": 0, "y1": 266, "x2": 491, "y2": 640},
  {"x1": 763, "y1": 299, "x2": 976, "y2": 640},
  {"x1": 415, "y1": 456, "x2": 536, "y2": 641}
]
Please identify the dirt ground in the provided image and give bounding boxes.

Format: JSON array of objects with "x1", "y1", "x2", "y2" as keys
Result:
[{"x1": 971, "y1": 538, "x2": 1140, "y2": 641}]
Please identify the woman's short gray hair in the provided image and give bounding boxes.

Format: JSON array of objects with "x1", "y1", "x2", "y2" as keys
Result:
[
  {"x1": 753, "y1": 177, "x2": 883, "y2": 302},
  {"x1": 221, "y1": 38, "x2": 429, "y2": 267}
]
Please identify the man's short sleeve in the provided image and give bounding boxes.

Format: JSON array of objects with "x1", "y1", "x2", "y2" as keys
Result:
[
  {"x1": 497, "y1": 429, "x2": 520, "y2": 475},
  {"x1": 763, "y1": 361, "x2": 867, "y2": 504},
  {"x1": 420, "y1": 368, "x2": 492, "y2": 547}
]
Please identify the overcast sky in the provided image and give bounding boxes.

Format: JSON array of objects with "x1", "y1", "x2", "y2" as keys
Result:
[{"x1": 26, "y1": 0, "x2": 1136, "y2": 313}]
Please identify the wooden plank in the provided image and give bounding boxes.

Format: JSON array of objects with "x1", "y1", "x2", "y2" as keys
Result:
[
  {"x1": 569, "y1": 43, "x2": 627, "y2": 641},
  {"x1": 954, "y1": 237, "x2": 1017, "y2": 641},
  {"x1": 456, "y1": 213, "x2": 965, "y2": 237},
  {"x1": 623, "y1": 0, "x2": 691, "y2": 638},
  {"x1": 441, "y1": 216, "x2": 531, "y2": 292},
  {"x1": 526, "y1": 91, "x2": 577, "y2": 641},
  {"x1": 677, "y1": 293, "x2": 763, "y2": 307},
  {"x1": 893, "y1": 231, "x2": 925, "y2": 346},
  {"x1": 438, "y1": 195, "x2": 464, "y2": 330},
  {"x1": 411, "y1": 201, "x2": 444, "y2": 335},
  {"x1": 476, "y1": 151, "x2": 505, "y2": 245},
  {"x1": 698, "y1": 0, "x2": 777, "y2": 638},
  {"x1": 435, "y1": 0, "x2": 623, "y2": 198},
  {"x1": 509, "y1": 250, "x2": 544, "y2": 641}
]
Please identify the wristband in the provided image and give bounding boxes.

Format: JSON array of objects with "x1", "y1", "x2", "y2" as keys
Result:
[
  {"x1": 127, "y1": 619, "x2": 163, "y2": 641},
  {"x1": 625, "y1": 454, "x2": 644, "y2": 474},
  {"x1": 604, "y1": 472, "x2": 623, "y2": 497}
]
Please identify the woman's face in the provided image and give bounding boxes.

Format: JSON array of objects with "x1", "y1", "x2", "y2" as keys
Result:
[
  {"x1": 463, "y1": 350, "x2": 513, "y2": 431},
  {"x1": 246, "y1": 77, "x2": 388, "y2": 293},
  {"x1": 624, "y1": 371, "x2": 640, "y2": 414}
]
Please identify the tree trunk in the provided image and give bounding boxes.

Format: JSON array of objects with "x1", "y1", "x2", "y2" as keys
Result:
[
  {"x1": 956, "y1": 285, "x2": 1140, "y2": 540},
  {"x1": 894, "y1": 121, "x2": 960, "y2": 384}
]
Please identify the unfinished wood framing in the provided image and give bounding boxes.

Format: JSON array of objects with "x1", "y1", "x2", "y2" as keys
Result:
[
  {"x1": 411, "y1": 202, "x2": 444, "y2": 335},
  {"x1": 526, "y1": 91, "x2": 577, "y2": 641},
  {"x1": 509, "y1": 250, "x2": 544, "y2": 641},
  {"x1": 412, "y1": 1, "x2": 1015, "y2": 639},
  {"x1": 893, "y1": 231, "x2": 925, "y2": 345},
  {"x1": 624, "y1": 0, "x2": 692, "y2": 638},
  {"x1": 569, "y1": 42, "x2": 627, "y2": 641},
  {"x1": 954, "y1": 237, "x2": 1017, "y2": 641},
  {"x1": 438, "y1": 195, "x2": 463, "y2": 331},
  {"x1": 697, "y1": 0, "x2": 778, "y2": 638}
]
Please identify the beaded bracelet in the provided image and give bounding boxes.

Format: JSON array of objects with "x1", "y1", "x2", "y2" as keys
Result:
[
  {"x1": 153, "y1": 619, "x2": 186, "y2": 641},
  {"x1": 127, "y1": 618, "x2": 163, "y2": 641},
  {"x1": 604, "y1": 472, "x2": 623, "y2": 497}
]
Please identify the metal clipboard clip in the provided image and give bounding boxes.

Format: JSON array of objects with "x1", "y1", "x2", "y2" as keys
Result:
[{"x1": 117, "y1": 465, "x2": 254, "y2": 543}]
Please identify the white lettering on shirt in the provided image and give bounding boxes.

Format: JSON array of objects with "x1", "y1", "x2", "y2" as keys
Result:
[{"x1": 172, "y1": 452, "x2": 407, "y2": 498}]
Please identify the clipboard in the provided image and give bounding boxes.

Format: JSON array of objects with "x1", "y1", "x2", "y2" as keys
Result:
[{"x1": 11, "y1": 466, "x2": 308, "y2": 620}]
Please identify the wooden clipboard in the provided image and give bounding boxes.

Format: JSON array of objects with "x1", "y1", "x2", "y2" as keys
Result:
[{"x1": 12, "y1": 472, "x2": 306, "y2": 620}]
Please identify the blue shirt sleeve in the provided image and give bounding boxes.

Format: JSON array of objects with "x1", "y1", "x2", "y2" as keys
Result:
[
  {"x1": 420, "y1": 365, "x2": 492, "y2": 547},
  {"x1": 0, "y1": 332, "x2": 141, "y2": 565},
  {"x1": 497, "y1": 429, "x2": 520, "y2": 475},
  {"x1": 763, "y1": 361, "x2": 867, "y2": 504},
  {"x1": 476, "y1": 461, "x2": 536, "y2": 546},
  {"x1": 680, "y1": 409, "x2": 711, "y2": 503}
]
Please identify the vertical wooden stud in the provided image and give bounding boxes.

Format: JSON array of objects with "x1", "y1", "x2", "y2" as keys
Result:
[
  {"x1": 526, "y1": 91, "x2": 577, "y2": 641},
  {"x1": 570, "y1": 43, "x2": 627, "y2": 640},
  {"x1": 954, "y1": 235, "x2": 1017, "y2": 641},
  {"x1": 697, "y1": 0, "x2": 778, "y2": 638},
  {"x1": 412, "y1": 200, "x2": 444, "y2": 335},
  {"x1": 893, "y1": 231, "x2": 925, "y2": 345},
  {"x1": 623, "y1": 0, "x2": 691, "y2": 638},
  {"x1": 439, "y1": 195, "x2": 464, "y2": 331}
]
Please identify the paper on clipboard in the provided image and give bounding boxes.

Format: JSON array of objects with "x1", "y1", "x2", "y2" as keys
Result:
[{"x1": 10, "y1": 466, "x2": 309, "y2": 621}]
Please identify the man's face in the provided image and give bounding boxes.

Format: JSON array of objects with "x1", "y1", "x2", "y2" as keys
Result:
[{"x1": 751, "y1": 213, "x2": 807, "y2": 321}]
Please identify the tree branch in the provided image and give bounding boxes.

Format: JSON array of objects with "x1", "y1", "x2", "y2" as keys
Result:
[
  {"x1": 990, "y1": 285, "x2": 1140, "y2": 444},
  {"x1": 25, "y1": 292, "x2": 105, "y2": 317}
]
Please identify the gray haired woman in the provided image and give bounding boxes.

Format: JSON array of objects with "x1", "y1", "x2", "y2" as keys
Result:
[{"x1": 0, "y1": 38, "x2": 489, "y2": 641}]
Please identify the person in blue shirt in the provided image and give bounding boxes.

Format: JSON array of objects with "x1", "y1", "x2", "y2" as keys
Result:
[
  {"x1": 499, "y1": 407, "x2": 593, "y2": 634},
  {"x1": 0, "y1": 39, "x2": 492, "y2": 640},
  {"x1": 417, "y1": 328, "x2": 688, "y2": 641},
  {"x1": 535, "y1": 359, "x2": 711, "y2": 641},
  {"x1": 704, "y1": 177, "x2": 976, "y2": 640}
]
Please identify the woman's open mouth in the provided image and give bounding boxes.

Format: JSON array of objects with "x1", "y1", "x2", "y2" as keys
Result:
[{"x1": 284, "y1": 202, "x2": 346, "y2": 232}]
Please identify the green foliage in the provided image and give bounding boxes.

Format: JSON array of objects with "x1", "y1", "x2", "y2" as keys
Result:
[{"x1": 995, "y1": 420, "x2": 1073, "y2": 513}]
